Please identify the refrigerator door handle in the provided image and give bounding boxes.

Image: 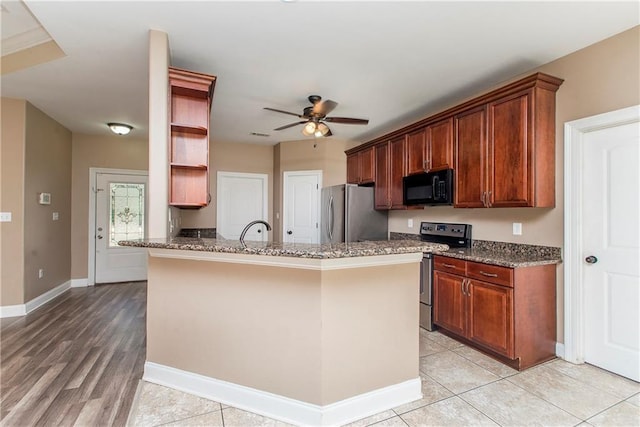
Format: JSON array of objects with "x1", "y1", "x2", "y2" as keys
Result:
[{"x1": 328, "y1": 195, "x2": 334, "y2": 241}]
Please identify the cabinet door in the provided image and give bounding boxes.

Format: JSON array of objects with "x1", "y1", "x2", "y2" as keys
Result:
[
  {"x1": 359, "y1": 147, "x2": 375, "y2": 184},
  {"x1": 374, "y1": 143, "x2": 390, "y2": 209},
  {"x1": 454, "y1": 106, "x2": 487, "y2": 208},
  {"x1": 406, "y1": 128, "x2": 427, "y2": 175},
  {"x1": 389, "y1": 136, "x2": 407, "y2": 209},
  {"x1": 346, "y1": 153, "x2": 360, "y2": 184},
  {"x1": 433, "y1": 271, "x2": 466, "y2": 336},
  {"x1": 488, "y1": 91, "x2": 531, "y2": 207},
  {"x1": 428, "y1": 117, "x2": 453, "y2": 172},
  {"x1": 467, "y1": 279, "x2": 514, "y2": 358}
]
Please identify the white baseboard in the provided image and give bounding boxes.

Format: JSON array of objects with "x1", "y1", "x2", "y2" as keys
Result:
[
  {"x1": 1, "y1": 280, "x2": 70, "y2": 318},
  {"x1": 71, "y1": 278, "x2": 89, "y2": 288},
  {"x1": 0, "y1": 304, "x2": 26, "y2": 318},
  {"x1": 556, "y1": 342, "x2": 565, "y2": 359},
  {"x1": 143, "y1": 362, "x2": 421, "y2": 426}
]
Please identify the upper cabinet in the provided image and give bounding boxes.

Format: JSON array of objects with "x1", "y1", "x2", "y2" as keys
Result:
[
  {"x1": 455, "y1": 79, "x2": 561, "y2": 208},
  {"x1": 168, "y1": 67, "x2": 217, "y2": 208},
  {"x1": 374, "y1": 136, "x2": 406, "y2": 209},
  {"x1": 346, "y1": 72, "x2": 563, "y2": 210},
  {"x1": 346, "y1": 146, "x2": 375, "y2": 185},
  {"x1": 406, "y1": 118, "x2": 453, "y2": 175}
]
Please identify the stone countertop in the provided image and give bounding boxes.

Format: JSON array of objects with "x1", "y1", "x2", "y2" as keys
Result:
[
  {"x1": 390, "y1": 232, "x2": 562, "y2": 268},
  {"x1": 119, "y1": 236, "x2": 449, "y2": 259},
  {"x1": 434, "y1": 247, "x2": 561, "y2": 268}
]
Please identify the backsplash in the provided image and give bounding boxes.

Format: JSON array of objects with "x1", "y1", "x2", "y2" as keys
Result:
[{"x1": 178, "y1": 228, "x2": 217, "y2": 238}]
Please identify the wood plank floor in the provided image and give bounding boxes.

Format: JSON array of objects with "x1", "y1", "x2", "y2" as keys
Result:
[{"x1": 0, "y1": 282, "x2": 146, "y2": 426}]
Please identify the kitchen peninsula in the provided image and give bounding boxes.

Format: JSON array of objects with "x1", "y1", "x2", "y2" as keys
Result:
[{"x1": 120, "y1": 237, "x2": 447, "y2": 426}]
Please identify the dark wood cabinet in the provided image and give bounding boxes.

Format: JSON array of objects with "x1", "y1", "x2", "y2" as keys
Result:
[
  {"x1": 406, "y1": 128, "x2": 427, "y2": 175},
  {"x1": 374, "y1": 136, "x2": 406, "y2": 210},
  {"x1": 454, "y1": 78, "x2": 561, "y2": 208},
  {"x1": 454, "y1": 106, "x2": 487, "y2": 208},
  {"x1": 389, "y1": 136, "x2": 406, "y2": 209},
  {"x1": 406, "y1": 118, "x2": 453, "y2": 176},
  {"x1": 347, "y1": 147, "x2": 375, "y2": 185},
  {"x1": 346, "y1": 73, "x2": 563, "y2": 210},
  {"x1": 428, "y1": 118, "x2": 454, "y2": 172},
  {"x1": 168, "y1": 67, "x2": 216, "y2": 208},
  {"x1": 433, "y1": 255, "x2": 556, "y2": 370}
]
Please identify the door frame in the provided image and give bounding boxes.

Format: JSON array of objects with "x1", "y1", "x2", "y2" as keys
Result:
[
  {"x1": 88, "y1": 167, "x2": 148, "y2": 286},
  {"x1": 563, "y1": 104, "x2": 639, "y2": 363},
  {"x1": 282, "y1": 170, "x2": 322, "y2": 243},
  {"x1": 216, "y1": 171, "x2": 269, "y2": 239}
]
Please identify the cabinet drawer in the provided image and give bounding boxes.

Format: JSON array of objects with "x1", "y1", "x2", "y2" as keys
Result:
[
  {"x1": 467, "y1": 262, "x2": 513, "y2": 287},
  {"x1": 434, "y1": 256, "x2": 466, "y2": 275}
]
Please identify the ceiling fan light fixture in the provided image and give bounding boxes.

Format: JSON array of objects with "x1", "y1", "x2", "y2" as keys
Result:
[
  {"x1": 108, "y1": 122, "x2": 133, "y2": 135},
  {"x1": 315, "y1": 122, "x2": 330, "y2": 137},
  {"x1": 302, "y1": 121, "x2": 317, "y2": 136}
]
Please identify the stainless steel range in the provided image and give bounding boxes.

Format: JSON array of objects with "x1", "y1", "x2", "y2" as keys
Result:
[{"x1": 419, "y1": 222, "x2": 472, "y2": 331}]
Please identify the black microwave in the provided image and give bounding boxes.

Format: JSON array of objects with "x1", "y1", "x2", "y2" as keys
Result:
[{"x1": 403, "y1": 169, "x2": 453, "y2": 206}]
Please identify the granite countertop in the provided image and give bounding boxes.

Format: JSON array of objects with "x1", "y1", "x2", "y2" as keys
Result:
[
  {"x1": 119, "y1": 236, "x2": 449, "y2": 259},
  {"x1": 390, "y1": 232, "x2": 562, "y2": 268},
  {"x1": 434, "y1": 247, "x2": 561, "y2": 268}
]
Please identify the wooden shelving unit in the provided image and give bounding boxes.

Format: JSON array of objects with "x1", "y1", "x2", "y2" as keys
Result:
[{"x1": 168, "y1": 67, "x2": 216, "y2": 208}]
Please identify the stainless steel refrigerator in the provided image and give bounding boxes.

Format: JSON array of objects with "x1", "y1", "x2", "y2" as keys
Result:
[{"x1": 321, "y1": 184, "x2": 388, "y2": 244}]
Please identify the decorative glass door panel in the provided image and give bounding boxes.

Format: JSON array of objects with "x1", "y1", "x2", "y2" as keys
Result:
[{"x1": 109, "y1": 183, "x2": 145, "y2": 247}]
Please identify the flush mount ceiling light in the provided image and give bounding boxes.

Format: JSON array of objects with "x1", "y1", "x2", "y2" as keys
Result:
[{"x1": 108, "y1": 123, "x2": 133, "y2": 135}]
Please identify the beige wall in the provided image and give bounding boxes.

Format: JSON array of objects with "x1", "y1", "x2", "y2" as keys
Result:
[
  {"x1": 273, "y1": 138, "x2": 349, "y2": 239},
  {"x1": 147, "y1": 255, "x2": 418, "y2": 406},
  {"x1": 23, "y1": 103, "x2": 72, "y2": 301},
  {"x1": 70, "y1": 134, "x2": 148, "y2": 280},
  {"x1": 387, "y1": 26, "x2": 640, "y2": 342},
  {"x1": 180, "y1": 140, "x2": 275, "y2": 228},
  {"x1": 1, "y1": 98, "x2": 26, "y2": 305}
]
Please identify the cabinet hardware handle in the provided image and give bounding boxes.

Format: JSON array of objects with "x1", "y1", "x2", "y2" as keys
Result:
[
  {"x1": 465, "y1": 279, "x2": 471, "y2": 296},
  {"x1": 479, "y1": 271, "x2": 498, "y2": 277},
  {"x1": 442, "y1": 263, "x2": 456, "y2": 268},
  {"x1": 487, "y1": 191, "x2": 492, "y2": 207},
  {"x1": 481, "y1": 191, "x2": 486, "y2": 207},
  {"x1": 460, "y1": 279, "x2": 465, "y2": 295}
]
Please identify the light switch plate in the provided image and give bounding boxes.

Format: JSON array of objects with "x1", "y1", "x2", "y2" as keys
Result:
[
  {"x1": 408, "y1": 219, "x2": 414, "y2": 228},
  {"x1": 53, "y1": 212, "x2": 59, "y2": 221},
  {"x1": 513, "y1": 222, "x2": 523, "y2": 235},
  {"x1": 0, "y1": 212, "x2": 11, "y2": 222},
  {"x1": 38, "y1": 193, "x2": 51, "y2": 205}
]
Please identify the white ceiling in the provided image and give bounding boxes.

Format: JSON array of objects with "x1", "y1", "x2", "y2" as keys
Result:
[{"x1": 1, "y1": 1, "x2": 638, "y2": 145}]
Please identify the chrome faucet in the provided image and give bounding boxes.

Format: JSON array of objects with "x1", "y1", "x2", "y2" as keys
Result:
[{"x1": 239, "y1": 220, "x2": 272, "y2": 247}]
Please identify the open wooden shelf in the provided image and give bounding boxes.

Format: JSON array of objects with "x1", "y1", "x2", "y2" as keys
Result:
[{"x1": 168, "y1": 67, "x2": 216, "y2": 208}]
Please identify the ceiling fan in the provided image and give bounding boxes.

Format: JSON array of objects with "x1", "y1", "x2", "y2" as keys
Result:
[{"x1": 264, "y1": 95, "x2": 369, "y2": 137}]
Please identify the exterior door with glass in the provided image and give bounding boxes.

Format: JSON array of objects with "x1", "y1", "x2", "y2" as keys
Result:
[{"x1": 95, "y1": 172, "x2": 148, "y2": 283}]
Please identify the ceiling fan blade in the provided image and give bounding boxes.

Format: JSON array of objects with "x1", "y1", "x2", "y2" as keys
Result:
[
  {"x1": 264, "y1": 107, "x2": 303, "y2": 118},
  {"x1": 274, "y1": 121, "x2": 307, "y2": 131},
  {"x1": 324, "y1": 127, "x2": 333, "y2": 137},
  {"x1": 312, "y1": 99, "x2": 338, "y2": 117},
  {"x1": 324, "y1": 117, "x2": 369, "y2": 125}
]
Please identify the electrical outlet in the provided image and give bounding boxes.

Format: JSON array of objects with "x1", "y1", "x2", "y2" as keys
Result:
[
  {"x1": 52, "y1": 212, "x2": 59, "y2": 221},
  {"x1": 408, "y1": 219, "x2": 414, "y2": 228},
  {"x1": 513, "y1": 222, "x2": 523, "y2": 235},
  {"x1": 38, "y1": 268, "x2": 44, "y2": 279}
]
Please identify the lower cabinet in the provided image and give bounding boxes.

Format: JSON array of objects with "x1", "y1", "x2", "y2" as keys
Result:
[{"x1": 433, "y1": 255, "x2": 556, "y2": 370}]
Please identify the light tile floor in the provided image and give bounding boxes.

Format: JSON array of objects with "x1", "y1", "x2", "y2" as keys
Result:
[{"x1": 127, "y1": 329, "x2": 640, "y2": 426}]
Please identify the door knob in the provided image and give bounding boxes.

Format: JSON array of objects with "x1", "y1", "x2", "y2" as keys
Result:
[
  {"x1": 97, "y1": 235, "x2": 103, "y2": 239},
  {"x1": 287, "y1": 230, "x2": 292, "y2": 235},
  {"x1": 585, "y1": 255, "x2": 598, "y2": 264}
]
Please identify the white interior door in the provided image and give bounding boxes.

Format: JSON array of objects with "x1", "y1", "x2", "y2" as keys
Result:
[
  {"x1": 582, "y1": 119, "x2": 639, "y2": 381},
  {"x1": 217, "y1": 172, "x2": 268, "y2": 241},
  {"x1": 95, "y1": 172, "x2": 148, "y2": 284},
  {"x1": 283, "y1": 171, "x2": 321, "y2": 244}
]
